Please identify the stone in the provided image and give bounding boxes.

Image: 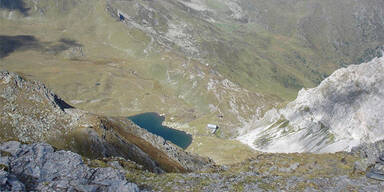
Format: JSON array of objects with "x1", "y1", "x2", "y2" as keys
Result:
[
  {"x1": 0, "y1": 170, "x2": 25, "y2": 191},
  {"x1": 0, "y1": 141, "x2": 140, "y2": 192},
  {"x1": 366, "y1": 171, "x2": 384, "y2": 181},
  {"x1": 108, "y1": 161, "x2": 124, "y2": 170},
  {"x1": 0, "y1": 141, "x2": 22, "y2": 156}
]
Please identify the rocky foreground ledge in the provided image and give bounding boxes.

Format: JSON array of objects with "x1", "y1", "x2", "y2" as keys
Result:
[
  {"x1": 0, "y1": 141, "x2": 139, "y2": 192},
  {"x1": 2, "y1": 140, "x2": 384, "y2": 192}
]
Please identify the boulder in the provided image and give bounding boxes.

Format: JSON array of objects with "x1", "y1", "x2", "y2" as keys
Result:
[{"x1": 0, "y1": 141, "x2": 140, "y2": 192}]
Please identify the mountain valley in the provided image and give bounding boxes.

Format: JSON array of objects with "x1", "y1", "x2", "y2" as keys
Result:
[{"x1": 1, "y1": 0, "x2": 384, "y2": 191}]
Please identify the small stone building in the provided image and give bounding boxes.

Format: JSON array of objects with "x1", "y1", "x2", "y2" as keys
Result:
[{"x1": 207, "y1": 124, "x2": 219, "y2": 134}]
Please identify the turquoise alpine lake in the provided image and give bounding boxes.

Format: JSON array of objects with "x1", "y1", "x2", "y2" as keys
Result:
[{"x1": 128, "y1": 112, "x2": 192, "y2": 149}]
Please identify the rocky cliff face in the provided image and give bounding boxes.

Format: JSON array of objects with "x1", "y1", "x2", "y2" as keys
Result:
[
  {"x1": 0, "y1": 141, "x2": 139, "y2": 192},
  {"x1": 0, "y1": 71, "x2": 215, "y2": 173},
  {"x1": 238, "y1": 56, "x2": 384, "y2": 153}
]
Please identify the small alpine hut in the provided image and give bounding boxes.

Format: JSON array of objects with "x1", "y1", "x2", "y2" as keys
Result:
[{"x1": 207, "y1": 124, "x2": 219, "y2": 134}]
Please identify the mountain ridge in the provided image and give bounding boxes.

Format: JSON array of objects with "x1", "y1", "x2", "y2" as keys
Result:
[
  {"x1": 0, "y1": 71, "x2": 215, "y2": 173},
  {"x1": 238, "y1": 55, "x2": 384, "y2": 153}
]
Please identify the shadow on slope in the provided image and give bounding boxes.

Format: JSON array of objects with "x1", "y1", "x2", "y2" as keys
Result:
[
  {"x1": 0, "y1": 35, "x2": 40, "y2": 58},
  {"x1": 0, "y1": 35, "x2": 83, "y2": 58},
  {"x1": 48, "y1": 38, "x2": 84, "y2": 55},
  {"x1": 0, "y1": 0, "x2": 29, "y2": 16},
  {"x1": 53, "y1": 95, "x2": 74, "y2": 110}
]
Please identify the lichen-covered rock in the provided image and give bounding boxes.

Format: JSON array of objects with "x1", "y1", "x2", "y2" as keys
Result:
[
  {"x1": 0, "y1": 170, "x2": 25, "y2": 192},
  {"x1": 2, "y1": 136, "x2": 384, "y2": 191},
  {"x1": 0, "y1": 141, "x2": 139, "y2": 192},
  {"x1": 351, "y1": 139, "x2": 384, "y2": 171},
  {"x1": 351, "y1": 140, "x2": 384, "y2": 181}
]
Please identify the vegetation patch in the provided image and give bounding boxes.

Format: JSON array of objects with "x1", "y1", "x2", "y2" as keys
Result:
[
  {"x1": 0, "y1": 164, "x2": 8, "y2": 172},
  {"x1": 0, "y1": 150, "x2": 11, "y2": 157}
]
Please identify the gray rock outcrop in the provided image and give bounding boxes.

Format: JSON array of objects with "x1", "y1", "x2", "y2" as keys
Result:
[
  {"x1": 351, "y1": 139, "x2": 384, "y2": 179},
  {"x1": 239, "y1": 56, "x2": 384, "y2": 153},
  {"x1": 0, "y1": 141, "x2": 139, "y2": 192}
]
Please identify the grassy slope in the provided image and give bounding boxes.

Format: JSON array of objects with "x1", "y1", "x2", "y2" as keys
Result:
[
  {"x1": 0, "y1": 0, "x2": 258, "y2": 164},
  {"x1": 89, "y1": 151, "x2": 371, "y2": 191},
  {"x1": 201, "y1": 0, "x2": 384, "y2": 99}
]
